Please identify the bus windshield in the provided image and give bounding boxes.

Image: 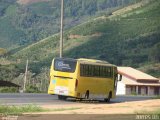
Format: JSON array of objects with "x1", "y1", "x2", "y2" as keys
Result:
[{"x1": 54, "y1": 59, "x2": 77, "y2": 73}]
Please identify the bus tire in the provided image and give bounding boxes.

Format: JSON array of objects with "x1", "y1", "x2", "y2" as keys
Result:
[
  {"x1": 85, "y1": 90, "x2": 89, "y2": 99},
  {"x1": 104, "y1": 92, "x2": 112, "y2": 103},
  {"x1": 58, "y1": 95, "x2": 67, "y2": 100}
]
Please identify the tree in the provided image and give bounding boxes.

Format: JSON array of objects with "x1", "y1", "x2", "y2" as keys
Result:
[
  {"x1": 149, "y1": 43, "x2": 160, "y2": 62},
  {"x1": 0, "y1": 48, "x2": 7, "y2": 56}
]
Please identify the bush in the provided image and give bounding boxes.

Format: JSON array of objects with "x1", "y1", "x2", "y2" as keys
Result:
[
  {"x1": 0, "y1": 87, "x2": 18, "y2": 93},
  {"x1": 131, "y1": 91, "x2": 137, "y2": 96},
  {"x1": 25, "y1": 85, "x2": 40, "y2": 93}
]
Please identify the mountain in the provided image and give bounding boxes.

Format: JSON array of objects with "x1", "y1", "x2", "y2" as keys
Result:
[
  {"x1": 0, "y1": 0, "x2": 135, "y2": 49},
  {"x1": 11, "y1": 0, "x2": 160, "y2": 67},
  {"x1": 0, "y1": 0, "x2": 159, "y2": 91}
]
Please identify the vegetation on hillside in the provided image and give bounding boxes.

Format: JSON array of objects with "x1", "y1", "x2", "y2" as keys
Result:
[
  {"x1": 0, "y1": 0, "x2": 159, "y2": 92},
  {"x1": 0, "y1": 0, "x2": 135, "y2": 49},
  {"x1": 12, "y1": 0, "x2": 160, "y2": 66},
  {"x1": 0, "y1": 48, "x2": 7, "y2": 56}
]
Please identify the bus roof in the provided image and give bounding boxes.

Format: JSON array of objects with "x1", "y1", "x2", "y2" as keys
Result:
[
  {"x1": 77, "y1": 58, "x2": 115, "y2": 67},
  {"x1": 54, "y1": 57, "x2": 76, "y2": 61},
  {"x1": 54, "y1": 58, "x2": 116, "y2": 67}
]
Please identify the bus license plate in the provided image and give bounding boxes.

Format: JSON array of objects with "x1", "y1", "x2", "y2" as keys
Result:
[{"x1": 59, "y1": 91, "x2": 64, "y2": 93}]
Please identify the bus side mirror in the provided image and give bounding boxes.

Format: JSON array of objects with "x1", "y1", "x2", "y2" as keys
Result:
[{"x1": 119, "y1": 74, "x2": 122, "y2": 81}]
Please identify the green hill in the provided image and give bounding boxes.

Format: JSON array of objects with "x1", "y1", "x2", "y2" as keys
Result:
[
  {"x1": 0, "y1": 0, "x2": 135, "y2": 49},
  {"x1": 1, "y1": 0, "x2": 160, "y2": 91},
  {"x1": 12, "y1": 0, "x2": 160, "y2": 68}
]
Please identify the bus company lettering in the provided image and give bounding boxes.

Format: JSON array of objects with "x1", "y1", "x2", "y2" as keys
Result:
[{"x1": 58, "y1": 62, "x2": 71, "y2": 69}]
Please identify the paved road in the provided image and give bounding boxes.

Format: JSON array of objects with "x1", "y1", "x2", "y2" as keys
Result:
[{"x1": 0, "y1": 93, "x2": 153, "y2": 105}]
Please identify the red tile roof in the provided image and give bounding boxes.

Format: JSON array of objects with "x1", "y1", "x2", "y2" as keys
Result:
[
  {"x1": 120, "y1": 76, "x2": 160, "y2": 86},
  {"x1": 118, "y1": 67, "x2": 159, "y2": 82}
]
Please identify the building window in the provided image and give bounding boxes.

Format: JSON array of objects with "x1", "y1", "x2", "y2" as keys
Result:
[
  {"x1": 154, "y1": 87, "x2": 160, "y2": 95},
  {"x1": 145, "y1": 86, "x2": 148, "y2": 95},
  {"x1": 131, "y1": 86, "x2": 136, "y2": 95},
  {"x1": 138, "y1": 86, "x2": 141, "y2": 95}
]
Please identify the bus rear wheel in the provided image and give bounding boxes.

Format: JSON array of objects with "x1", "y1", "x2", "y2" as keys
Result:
[
  {"x1": 58, "y1": 95, "x2": 67, "y2": 100},
  {"x1": 85, "y1": 90, "x2": 89, "y2": 99}
]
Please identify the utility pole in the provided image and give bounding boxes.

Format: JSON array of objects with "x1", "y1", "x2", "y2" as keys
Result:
[
  {"x1": 60, "y1": 0, "x2": 64, "y2": 58},
  {"x1": 23, "y1": 59, "x2": 28, "y2": 92}
]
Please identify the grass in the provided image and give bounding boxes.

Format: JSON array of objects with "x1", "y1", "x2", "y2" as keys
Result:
[
  {"x1": 51, "y1": 107, "x2": 81, "y2": 112},
  {"x1": 152, "y1": 95, "x2": 160, "y2": 99},
  {"x1": 153, "y1": 109, "x2": 160, "y2": 114},
  {"x1": 0, "y1": 104, "x2": 81, "y2": 115},
  {"x1": 0, "y1": 105, "x2": 46, "y2": 115},
  {"x1": 135, "y1": 108, "x2": 160, "y2": 114},
  {"x1": 6, "y1": 4, "x2": 17, "y2": 16}
]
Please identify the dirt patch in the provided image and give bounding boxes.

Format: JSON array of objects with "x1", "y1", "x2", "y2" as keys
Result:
[
  {"x1": 68, "y1": 34, "x2": 83, "y2": 39},
  {"x1": 17, "y1": 0, "x2": 50, "y2": 5},
  {"x1": 39, "y1": 99, "x2": 160, "y2": 114},
  {"x1": 68, "y1": 33, "x2": 102, "y2": 39},
  {"x1": 91, "y1": 32, "x2": 102, "y2": 37},
  {"x1": 112, "y1": 1, "x2": 150, "y2": 16}
]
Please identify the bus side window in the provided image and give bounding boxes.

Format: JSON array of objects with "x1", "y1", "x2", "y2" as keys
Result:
[
  {"x1": 88, "y1": 65, "x2": 92, "y2": 77},
  {"x1": 91, "y1": 65, "x2": 94, "y2": 76},
  {"x1": 80, "y1": 64, "x2": 85, "y2": 76},
  {"x1": 80, "y1": 64, "x2": 83, "y2": 76},
  {"x1": 94, "y1": 66, "x2": 99, "y2": 77},
  {"x1": 98, "y1": 66, "x2": 100, "y2": 77},
  {"x1": 103, "y1": 66, "x2": 107, "y2": 77},
  {"x1": 99, "y1": 66, "x2": 103, "y2": 77},
  {"x1": 83, "y1": 65, "x2": 85, "y2": 76},
  {"x1": 108, "y1": 67, "x2": 111, "y2": 78},
  {"x1": 86, "y1": 65, "x2": 88, "y2": 76},
  {"x1": 92, "y1": 65, "x2": 95, "y2": 77},
  {"x1": 84, "y1": 65, "x2": 89, "y2": 77},
  {"x1": 106, "y1": 67, "x2": 112, "y2": 78}
]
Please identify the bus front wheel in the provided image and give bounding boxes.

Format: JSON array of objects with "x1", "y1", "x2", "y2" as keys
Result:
[
  {"x1": 58, "y1": 95, "x2": 67, "y2": 100},
  {"x1": 104, "y1": 92, "x2": 112, "y2": 103}
]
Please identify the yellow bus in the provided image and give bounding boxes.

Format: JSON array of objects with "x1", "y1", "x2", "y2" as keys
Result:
[{"x1": 48, "y1": 58, "x2": 121, "y2": 102}]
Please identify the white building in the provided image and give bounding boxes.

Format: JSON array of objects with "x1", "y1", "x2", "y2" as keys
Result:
[{"x1": 116, "y1": 67, "x2": 160, "y2": 96}]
